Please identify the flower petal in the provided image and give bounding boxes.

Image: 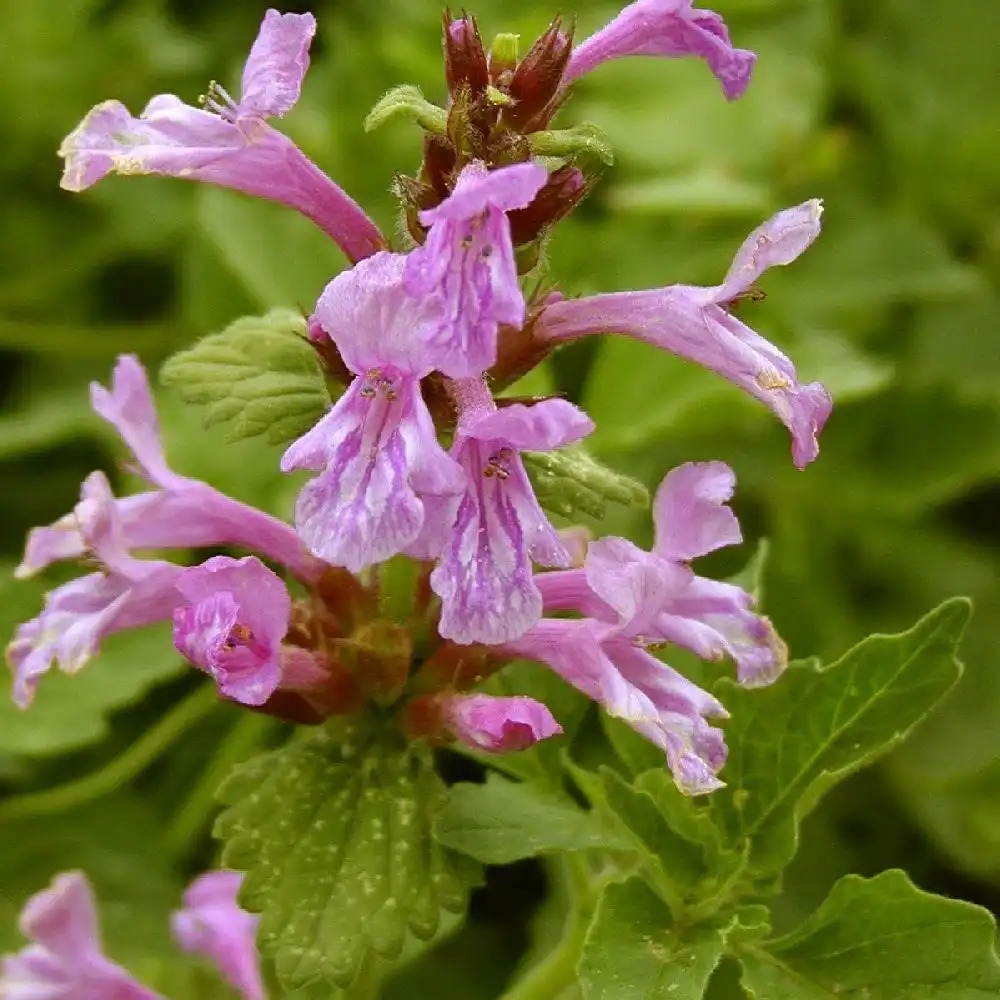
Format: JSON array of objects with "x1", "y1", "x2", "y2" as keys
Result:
[
  {"x1": 239, "y1": 9, "x2": 316, "y2": 119},
  {"x1": 442, "y1": 693, "x2": 562, "y2": 753},
  {"x1": 652, "y1": 461, "x2": 741, "y2": 561}
]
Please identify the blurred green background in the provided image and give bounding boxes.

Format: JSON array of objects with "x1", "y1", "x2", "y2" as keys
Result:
[{"x1": 1, "y1": 0, "x2": 999, "y2": 994}]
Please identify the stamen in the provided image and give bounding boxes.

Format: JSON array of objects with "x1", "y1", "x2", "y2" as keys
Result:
[{"x1": 199, "y1": 80, "x2": 239, "y2": 122}]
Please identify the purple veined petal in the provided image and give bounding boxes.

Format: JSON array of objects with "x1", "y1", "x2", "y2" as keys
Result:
[
  {"x1": 239, "y1": 9, "x2": 316, "y2": 119},
  {"x1": 583, "y1": 536, "x2": 692, "y2": 634},
  {"x1": 403, "y1": 162, "x2": 548, "y2": 379},
  {"x1": 90, "y1": 354, "x2": 187, "y2": 490},
  {"x1": 565, "y1": 0, "x2": 757, "y2": 101},
  {"x1": 283, "y1": 375, "x2": 462, "y2": 572},
  {"x1": 652, "y1": 461, "x2": 742, "y2": 562},
  {"x1": 535, "y1": 567, "x2": 618, "y2": 620},
  {"x1": 172, "y1": 871, "x2": 264, "y2": 1000},
  {"x1": 441, "y1": 693, "x2": 563, "y2": 753},
  {"x1": 536, "y1": 284, "x2": 833, "y2": 469},
  {"x1": 7, "y1": 562, "x2": 183, "y2": 708},
  {"x1": 313, "y1": 251, "x2": 440, "y2": 377},
  {"x1": 715, "y1": 200, "x2": 824, "y2": 303},
  {"x1": 464, "y1": 397, "x2": 594, "y2": 451},
  {"x1": 0, "y1": 872, "x2": 165, "y2": 1000}
]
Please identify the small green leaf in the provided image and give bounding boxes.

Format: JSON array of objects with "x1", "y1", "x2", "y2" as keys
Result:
[
  {"x1": 739, "y1": 870, "x2": 1000, "y2": 999},
  {"x1": 710, "y1": 598, "x2": 971, "y2": 872},
  {"x1": 364, "y1": 85, "x2": 447, "y2": 134},
  {"x1": 529, "y1": 124, "x2": 615, "y2": 166},
  {"x1": 579, "y1": 878, "x2": 724, "y2": 1000},
  {"x1": 568, "y1": 763, "x2": 706, "y2": 908},
  {"x1": 524, "y1": 446, "x2": 649, "y2": 521},
  {"x1": 432, "y1": 773, "x2": 630, "y2": 864},
  {"x1": 160, "y1": 309, "x2": 330, "y2": 447},
  {"x1": 214, "y1": 719, "x2": 480, "y2": 993}
]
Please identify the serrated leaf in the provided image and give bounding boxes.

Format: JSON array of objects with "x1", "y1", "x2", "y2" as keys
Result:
[
  {"x1": 214, "y1": 719, "x2": 480, "y2": 993},
  {"x1": 364, "y1": 85, "x2": 447, "y2": 133},
  {"x1": 432, "y1": 773, "x2": 629, "y2": 864},
  {"x1": 160, "y1": 309, "x2": 330, "y2": 447},
  {"x1": 568, "y1": 762, "x2": 707, "y2": 908},
  {"x1": 580, "y1": 878, "x2": 724, "y2": 1000},
  {"x1": 709, "y1": 598, "x2": 970, "y2": 872},
  {"x1": 739, "y1": 870, "x2": 1000, "y2": 999},
  {"x1": 529, "y1": 124, "x2": 614, "y2": 166},
  {"x1": 524, "y1": 446, "x2": 648, "y2": 521}
]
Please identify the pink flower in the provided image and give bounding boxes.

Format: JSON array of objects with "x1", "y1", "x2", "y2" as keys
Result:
[
  {"x1": 565, "y1": 0, "x2": 756, "y2": 101},
  {"x1": 282, "y1": 252, "x2": 466, "y2": 572},
  {"x1": 58, "y1": 10, "x2": 383, "y2": 263},
  {"x1": 424, "y1": 378, "x2": 594, "y2": 645},
  {"x1": 403, "y1": 161, "x2": 549, "y2": 378},
  {"x1": 172, "y1": 556, "x2": 291, "y2": 706},
  {"x1": 171, "y1": 871, "x2": 264, "y2": 1000},
  {"x1": 17, "y1": 355, "x2": 321, "y2": 584},
  {"x1": 535, "y1": 201, "x2": 832, "y2": 468},
  {"x1": 441, "y1": 693, "x2": 562, "y2": 753},
  {"x1": 0, "y1": 872, "x2": 164, "y2": 1000}
]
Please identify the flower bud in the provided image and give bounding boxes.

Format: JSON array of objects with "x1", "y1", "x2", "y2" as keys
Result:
[
  {"x1": 507, "y1": 165, "x2": 586, "y2": 245},
  {"x1": 505, "y1": 17, "x2": 574, "y2": 132},
  {"x1": 444, "y1": 11, "x2": 489, "y2": 96}
]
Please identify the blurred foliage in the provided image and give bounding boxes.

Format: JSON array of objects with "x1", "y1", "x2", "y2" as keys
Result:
[{"x1": 1, "y1": 0, "x2": 999, "y2": 995}]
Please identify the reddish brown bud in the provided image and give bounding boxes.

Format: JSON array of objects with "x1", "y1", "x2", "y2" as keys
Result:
[
  {"x1": 507, "y1": 165, "x2": 587, "y2": 245},
  {"x1": 306, "y1": 315, "x2": 352, "y2": 385},
  {"x1": 422, "y1": 134, "x2": 457, "y2": 198},
  {"x1": 394, "y1": 173, "x2": 440, "y2": 244},
  {"x1": 416, "y1": 640, "x2": 503, "y2": 692},
  {"x1": 444, "y1": 10, "x2": 489, "y2": 97},
  {"x1": 504, "y1": 17, "x2": 574, "y2": 132}
]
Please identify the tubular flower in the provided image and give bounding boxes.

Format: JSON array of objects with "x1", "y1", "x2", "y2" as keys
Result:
[
  {"x1": 426, "y1": 378, "x2": 594, "y2": 645},
  {"x1": 403, "y1": 160, "x2": 549, "y2": 378},
  {"x1": 508, "y1": 462, "x2": 785, "y2": 793},
  {"x1": 282, "y1": 252, "x2": 467, "y2": 572},
  {"x1": 58, "y1": 9, "x2": 383, "y2": 262},
  {"x1": 565, "y1": 0, "x2": 756, "y2": 100},
  {"x1": 171, "y1": 871, "x2": 265, "y2": 1000},
  {"x1": 534, "y1": 201, "x2": 832, "y2": 468},
  {"x1": 6, "y1": 472, "x2": 183, "y2": 708},
  {"x1": 172, "y1": 556, "x2": 291, "y2": 706},
  {"x1": 18, "y1": 355, "x2": 322, "y2": 584},
  {"x1": 0, "y1": 872, "x2": 164, "y2": 1000}
]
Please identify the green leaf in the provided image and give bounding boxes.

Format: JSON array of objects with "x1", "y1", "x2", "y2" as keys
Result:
[
  {"x1": 709, "y1": 598, "x2": 971, "y2": 872},
  {"x1": 529, "y1": 124, "x2": 615, "y2": 166},
  {"x1": 0, "y1": 567, "x2": 183, "y2": 755},
  {"x1": 364, "y1": 85, "x2": 447, "y2": 134},
  {"x1": 432, "y1": 773, "x2": 630, "y2": 864},
  {"x1": 739, "y1": 870, "x2": 1000, "y2": 999},
  {"x1": 579, "y1": 878, "x2": 724, "y2": 1000},
  {"x1": 160, "y1": 309, "x2": 330, "y2": 447},
  {"x1": 214, "y1": 719, "x2": 481, "y2": 993},
  {"x1": 524, "y1": 445, "x2": 649, "y2": 521}
]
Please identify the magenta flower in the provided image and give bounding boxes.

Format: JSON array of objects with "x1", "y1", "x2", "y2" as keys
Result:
[
  {"x1": 172, "y1": 871, "x2": 264, "y2": 1000},
  {"x1": 509, "y1": 461, "x2": 785, "y2": 792},
  {"x1": 426, "y1": 378, "x2": 594, "y2": 646},
  {"x1": 17, "y1": 355, "x2": 320, "y2": 584},
  {"x1": 173, "y1": 556, "x2": 291, "y2": 706},
  {"x1": 7, "y1": 472, "x2": 183, "y2": 708},
  {"x1": 282, "y1": 252, "x2": 466, "y2": 572},
  {"x1": 535, "y1": 201, "x2": 832, "y2": 468},
  {"x1": 403, "y1": 161, "x2": 549, "y2": 378},
  {"x1": 565, "y1": 0, "x2": 756, "y2": 101},
  {"x1": 441, "y1": 693, "x2": 563, "y2": 753},
  {"x1": 0, "y1": 872, "x2": 164, "y2": 1000},
  {"x1": 58, "y1": 10, "x2": 383, "y2": 263}
]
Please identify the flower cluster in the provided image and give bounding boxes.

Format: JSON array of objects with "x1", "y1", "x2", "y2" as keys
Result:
[
  {"x1": 10, "y1": 2, "x2": 833, "y2": 795},
  {"x1": 0, "y1": 869, "x2": 265, "y2": 999}
]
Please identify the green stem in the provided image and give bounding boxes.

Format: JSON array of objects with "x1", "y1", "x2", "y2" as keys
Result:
[
  {"x1": 0, "y1": 684, "x2": 219, "y2": 824},
  {"x1": 165, "y1": 711, "x2": 276, "y2": 860},
  {"x1": 499, "y1": 855, "x2": 596, "y2": 1000}
]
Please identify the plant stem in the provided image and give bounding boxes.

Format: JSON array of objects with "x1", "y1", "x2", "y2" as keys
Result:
[
  {"x1": 498, "y1": 854, "x2": 597, "y2": 1000},
  {"x1": 0, "y1": 684, "x2": 219, "y2": 823}
]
